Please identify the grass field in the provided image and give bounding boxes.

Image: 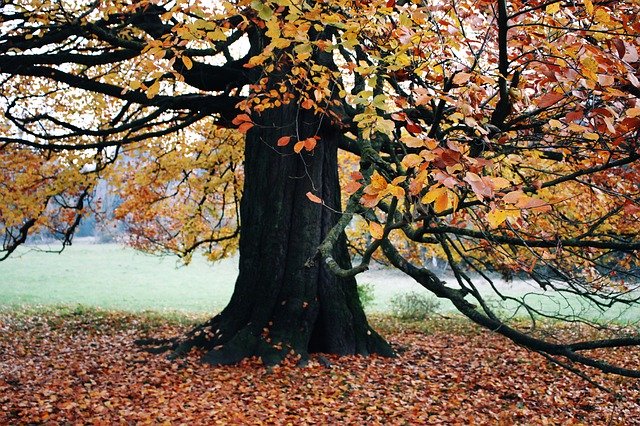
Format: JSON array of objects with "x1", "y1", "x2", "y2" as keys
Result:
[
  {"x1": 0, "y1": 242, "x2": 236, "y2": 313},
  {"x1": 1, "y1": 241, "x2": 638, "y2": 323},
  {"x1": 0, "y1": 241, "x2": 427, "y2": 313}
]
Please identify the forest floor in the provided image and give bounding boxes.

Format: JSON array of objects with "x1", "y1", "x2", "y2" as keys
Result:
[{"x1": 1, "y1": 308, "x2": 639, "y2": 425}]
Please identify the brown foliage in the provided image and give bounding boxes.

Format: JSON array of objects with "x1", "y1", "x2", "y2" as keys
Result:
[{"x1": 1, "y1": 311, "x2": 638, "y2": 424}]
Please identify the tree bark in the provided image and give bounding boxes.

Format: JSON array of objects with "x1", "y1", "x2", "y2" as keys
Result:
[{"x1": 169, "y1": 104, "x2": 393, "y2": 365}]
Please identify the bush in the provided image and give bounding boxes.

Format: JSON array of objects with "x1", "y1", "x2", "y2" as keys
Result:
[
  {"x1": 390, "y1": 292, "x2": 440, "y2": 320},
  {"x1": 357, "y1": 283, "x2": 375, "y2": 309}
]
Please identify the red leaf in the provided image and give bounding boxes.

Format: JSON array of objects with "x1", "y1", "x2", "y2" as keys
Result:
[
  {"x1": 406, "y1": 123, "x2": 422, "y2": 134},
  {"x1": 277, "y1": 136, "x2": 291, "y2": 147},
  {"x1": 536, "y1": 92, "x2": 564, "y2": 108}
]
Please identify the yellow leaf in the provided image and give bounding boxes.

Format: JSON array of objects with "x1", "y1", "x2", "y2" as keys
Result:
[
  {"x1": 487, "y1": 209, "x2": 510, "y2": 228},
  {"x1": 369, "y1": 221, "x2": 384, "y2": 240},
  {"x1": 422, "y1": 186, "x2": 446, "y2": 204},
  {"x1": 546, "y1": 1, "x2": 560, "y2": 14},
  {"x1": 627, "y1": 107, "x2": 640, "y2": 118},
  {"x1": 402, "y1": 153, "x2": 423, "y2": 168},
  {"x1": 388, "y1": 185, "x2": 405, "y2": 199},
  {"x1": 146, "y1": 80, "x2": 160, "y2": 99},
  {"x1": 370, "y1": 172, "x2": 388, "y2": 192},
  {"x1": 400, "y1": 135, "x2": 425, "y2": 148},
  {"x1": 584, "y1": 0, "x2": 594, "y2": 15},
  {"x1": 584, "y1": 132, "x2": 600, "y2": 141},
  {"x1": 272, "y1": 38, "x2": 291, "y2": 49},
  {"x1": 548, "y1": 119, "x2": 563, "y2": 129},
  {"x1": 422, "y1": 187, "x2": 450, "y2": 213},
  {"x1": 181, "y1": 55, "x2": 193, "y2": 70}
]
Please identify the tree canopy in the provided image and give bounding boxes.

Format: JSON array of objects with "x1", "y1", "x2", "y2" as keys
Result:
[{"x1": 1, "y1": 0, "x2": 640, "y2": 377}]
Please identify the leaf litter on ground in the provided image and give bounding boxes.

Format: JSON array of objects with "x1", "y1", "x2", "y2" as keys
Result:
[{"x1": 1, "y1": 308, "x2": 639, "y2": 425}]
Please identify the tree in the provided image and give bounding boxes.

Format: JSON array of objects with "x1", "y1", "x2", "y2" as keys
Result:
[{"x1": 1, "y1": 0, "x2": 640, "y2": 377}]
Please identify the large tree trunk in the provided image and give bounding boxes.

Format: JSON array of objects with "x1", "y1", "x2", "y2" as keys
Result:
[{"x1": 168, "y1": 105, "x2": 393, "y2": 365}]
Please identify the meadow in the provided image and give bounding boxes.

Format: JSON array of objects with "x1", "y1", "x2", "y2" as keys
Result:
[
  {"x1": 1, "y1": 240, "x2": 638, "y2": 324},
  {"x1": 0, "y1": 240, "x2": 428, "y2": 313}
]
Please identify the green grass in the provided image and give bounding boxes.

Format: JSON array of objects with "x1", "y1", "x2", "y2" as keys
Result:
[
  {"x1": 0, "y1": 242, "x2": 236, "y2": 313},
  {"x1": 1, "y1": 242, "x2": 638, "y2": 324}
]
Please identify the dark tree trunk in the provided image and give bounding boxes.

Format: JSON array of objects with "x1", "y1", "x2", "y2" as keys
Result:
[{"x1": 168, "y1": 104, "x2": 393, "y2": 365}]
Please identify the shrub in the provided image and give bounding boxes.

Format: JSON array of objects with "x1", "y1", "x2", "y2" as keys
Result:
[
  {"x1": 390, "y1": 292, "x2": 440, "y2": 320},
  {"x1": 357, "y1": 283, "x2": 375, "y2": 309}
]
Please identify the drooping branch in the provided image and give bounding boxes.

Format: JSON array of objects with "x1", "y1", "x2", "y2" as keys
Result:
[{"x1": 380, "y1": 239, "x2": 640, "y2": 378}]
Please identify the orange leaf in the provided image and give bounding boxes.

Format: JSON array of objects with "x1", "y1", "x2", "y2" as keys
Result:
[
  {"x1": 361, "y1": 193, "x2": 379, "y2": 208},
  {"x1": 434, "y1": 190, "x2": 449, "y2": 213},
  {"x1": 503, "y1": 190, "x2": 524, "y2": 204},
  {"x1": 627, "y1": 107, "x2": 640, "y2": 118},
  {"x1": 293, "y1": 141, "x2": 305, "y2": 153},
  {"x1": 277, "y1": 136, "x2": 291, "y2": 147},
  {"x1": 369, "y1": 221, "x2": 384, "y2": 240},
  {"x1": 344, "y1": 180, "x2": 362, "y2": 195},
  {"x1": 351, "y1": 171, "x2": 364, "y2": 181},
  {"x1": 306, "y1": 191, "x2": 322, "y2": 204},
  {"x1": 238, "y1": 122, "x2": 254, "y2": 134},
  {"x1": 232, "y1": 114, "x2": 252, "y2": 126},
  {"x1": 301, "y1": 98, "x2": 314, "y2": 109},
  {"x1": 303, "y1": 137, "x2": 317, "y2": 151}
]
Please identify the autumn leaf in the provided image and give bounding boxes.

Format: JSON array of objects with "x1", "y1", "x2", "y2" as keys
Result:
[
  {"x1": 344, "y1": 180, "x2": 362, "y2": 195},
  {"x1": 306, "y1": 191, "x2": 322, "y2": 204},
  {"x1": 487, "y1": 209, "x2": 510, "y2": 228},
  {"x1": 452, "y1": 72, "x2": 472, "y2": 85},
  {"x1": 422, "y1": 187, "x2": 450, "y2": 213},
  {"x1": 503, "y1": 190, "x2": 525, "y2": 204},
  {"x1": 302, "y1": 137, "x2": 317, "y2": 151},
  {"x1": 181, "y1": 55, "x2": 193, "y2": 70},
  {"x1": 406, "y1": 122, "x2": 422, "y2": 134},
  {"x1": 536, "y1": 92, "x2": 564, "y2": 108},
  {"x1": 277, "y1": 136, "x2": 291, "y2": 147},
  {"x1": 293, "y1": 141, "x2": 305, "y2": 153},
  {"x1": 402, "y1": 153, "x2": 423, "y2": 168},
  {"x1": 232, "y1": 114, "x2": 252, "y2": 126},
  {"x1": 146, "y1": 80, "x2": 160, "y2": 99},
  {"x1": 300, "y1": 98, "x2": 314, "y2": 109},
  {"x1": 627, "y1": 107, "x2": 640, "y2": 118},
  {"x1": 3, "y1": 309, "x2": 638, "y2": 425},
  {"x1": 368, "y1": 221, "x2": 384, "y2": 239}
]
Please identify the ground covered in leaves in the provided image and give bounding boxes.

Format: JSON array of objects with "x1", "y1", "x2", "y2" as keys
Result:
[{"x1": 1, "y1": 308, "x2": 639, "y2": 424}]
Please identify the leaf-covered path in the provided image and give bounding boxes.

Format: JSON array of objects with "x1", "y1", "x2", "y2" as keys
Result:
[{"x1": 1, "y1": 310, "x2": 638, "y2": 424}]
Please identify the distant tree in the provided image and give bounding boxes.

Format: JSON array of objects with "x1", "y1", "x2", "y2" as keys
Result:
[{"x1": 1, "y1": 0, "x2": 639, "y2": 377}]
